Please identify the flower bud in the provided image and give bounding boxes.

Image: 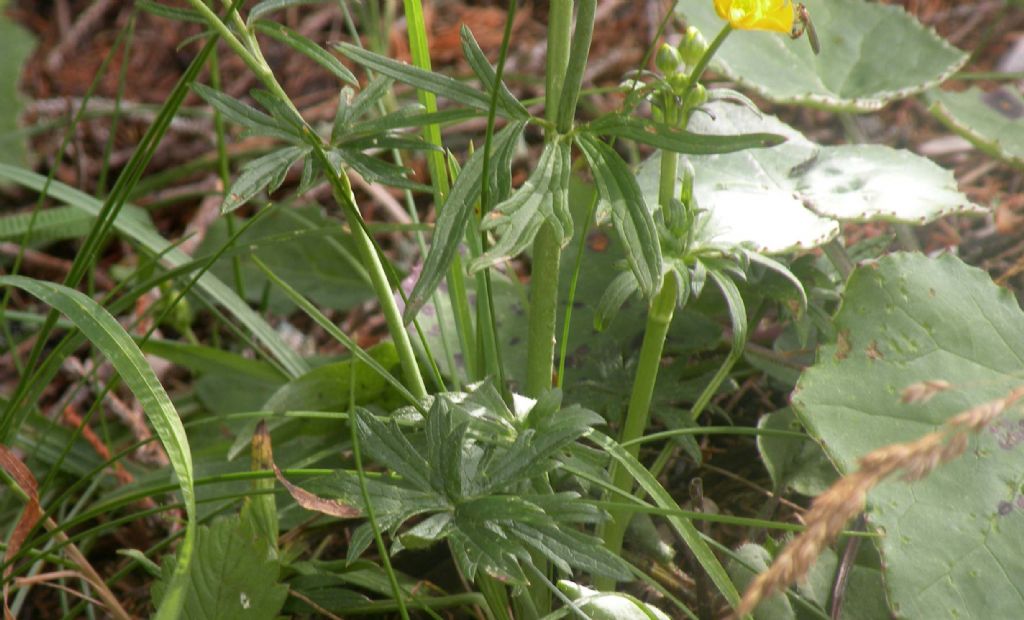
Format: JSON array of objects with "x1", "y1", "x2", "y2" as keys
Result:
[
  {"x1": 663, "y1": 74, "x2": 685, "y2": 98},
  {"x1": 684, "y1": 83, "x2": 708, "y2": 111},
  {"x1": 679, "y1": 158, "x2": 695, "y2": 209},
  {"x1": 680, "y1": 26, "x2": 709, "y2": 67},
  {"x1": 655, "y1": 42, "x2": 683, "y2": 75}
]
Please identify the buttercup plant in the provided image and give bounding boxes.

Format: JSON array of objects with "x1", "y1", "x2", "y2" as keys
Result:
[{"x1": 0, "y1": 0, "x2": 1011, "y2": 618}]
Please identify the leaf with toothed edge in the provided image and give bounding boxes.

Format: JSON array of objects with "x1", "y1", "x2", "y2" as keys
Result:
[
  {"x1": 794, "y1": 253, "x2": 1024, "y2": 619},
  {"x1": 638, "y1": 101, "x2": 985, "y2": 254}
]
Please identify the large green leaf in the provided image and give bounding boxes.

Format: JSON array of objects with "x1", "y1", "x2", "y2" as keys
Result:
[
  {"x1": 263, "y1": 342, "x2": 399, "y2": 413},
  {"x1": 637, "y1": 102, "x2": 984, "y2": 253},
  {"x1": 0, "y1": 0, "x2": 34, "y2": 170},
  {"x1": 928, "y1": 86, "x2": 1024, "y2": 168},
  {"x1": 152, "y1": 512, "x2": 287, "y2": 619},
  {"x1": 793, "y1": 253, "x2": 1024, "y2": 618},
  {"x1": 726, "y1": 542, "x2": 890, "y2": 619},
  {"x1": 0, "y1": 276, "x2": 197, "y2": 619},
  {"x1": 674, "y1": 0, "x2": 967, "y2": 111}
]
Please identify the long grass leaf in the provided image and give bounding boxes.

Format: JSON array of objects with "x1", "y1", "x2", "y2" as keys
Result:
[
  {"x1": 0, "y1": 276, "x2": 197, "y2": 620},
  {"x1": 588, "y1": 430, "x2": 740, "y2": 605}
]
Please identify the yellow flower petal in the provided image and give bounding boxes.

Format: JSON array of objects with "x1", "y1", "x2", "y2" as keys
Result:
[{"x1": 713, "y1": 0, "x2": 795, "y2": 34}]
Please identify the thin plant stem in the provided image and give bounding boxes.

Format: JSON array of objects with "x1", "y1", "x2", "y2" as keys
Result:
[
  {"x1": 598, "y1": 272, "x2": 679, "y2": 589},
  {"x1": 524, "y1": 0, "x2": 574, "y2": 398},
  {"x1": 187, "y1": 0, "x2": 428, "y2": 398},
  {"x1": 822, "y1": 238, "x2": 855, "y2": 280}
]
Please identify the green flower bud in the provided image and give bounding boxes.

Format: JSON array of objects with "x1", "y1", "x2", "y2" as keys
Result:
[
  {"x1": 655, "y1": 42, "x2": 683, "y2": 75},
  {"x1": 684, "y1": 82, "x2": 708, "y2": 111},
  {"x1": 681, "y1": 25, "x2": 709, "y2": 67},
  {"x1": 667, "y1": 72, "x2": 689, "y2": 96}
]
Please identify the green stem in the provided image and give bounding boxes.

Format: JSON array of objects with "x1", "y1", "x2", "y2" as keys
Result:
[
  {"x1": 598, "y1": 272, "x2": 679, "y2": 588},
  {"x1": 823, "y1": 238, "x2": 855, "y2": 280},
  {"x1": 525, "y1": 0, "x2": 574, "y2": 398},
  {"x1": 324, "y1": 165, "x2": 428, "y2": 400},
  {"x1": 189, "y1": 0, "x2": 428, "y2": 399},
  {"x1": 545, "y1": 1, "x2": 574, "y2": 126},
  {"x1": 555, "y1": 0, "x2": 597, "y2": 133},
  {"x1": 659, "y1": 149, "x2": 678, "y2": 210},
  {"x1": 526, "y1": 224, "x2": 562, "y2": 397}
]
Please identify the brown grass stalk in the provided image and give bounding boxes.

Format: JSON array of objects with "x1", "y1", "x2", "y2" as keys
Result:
[{"x1": 733, "y1": 385, "x2": 1024, "y2": 618}]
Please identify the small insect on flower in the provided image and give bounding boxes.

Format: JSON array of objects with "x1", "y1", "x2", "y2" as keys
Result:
[{"x1": 791, "y1": 3, "x2": 820, "y2": 55}]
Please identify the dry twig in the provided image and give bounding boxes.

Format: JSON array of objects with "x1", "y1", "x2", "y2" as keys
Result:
[{"x1": 734, "y1": 385, "x2": 1024, "y2": 617}]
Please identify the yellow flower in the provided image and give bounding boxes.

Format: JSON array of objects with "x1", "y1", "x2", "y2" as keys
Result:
[{"x1": 714, "y1": 0, "x2": 794, "y2": 33}]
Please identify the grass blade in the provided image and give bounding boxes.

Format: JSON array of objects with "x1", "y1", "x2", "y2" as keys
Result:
[{"x1": 0, "y1": 276, "x2": 197, "y2": 620}]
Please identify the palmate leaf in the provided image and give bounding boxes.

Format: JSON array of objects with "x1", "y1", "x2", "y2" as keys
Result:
[
  {"x1": 480, "y1": 422, "x2": 593, "y2": 493},
  {"x1": 449, "y1": 522, "x2": 528, "y2": 585},
  {"x1": 576, "y1": 134, "x2": 662, "y2": 299},
  {"x1": 354, "y1": 408, "x2": 434, "y2": 493},
  {"x1": 472, "y1": 140, "x2": 573, "y2": 272},
  {"x1": 508, "y1": 522, "x2": 632, "y2": 580}
]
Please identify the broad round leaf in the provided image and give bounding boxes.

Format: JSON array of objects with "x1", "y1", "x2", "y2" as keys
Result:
[
  {"x1": 928, "y1": 86, "x2": 1024, "y2": 168},
  {"x1": 793, "y1": 253, "x2": 1024, "y2": 619},
  {"x1": 675, "y1": 0, "x2": 967, "y2": 111},
  {"x1": 637, "y1": 102, "x2": 984, "y2": 253}
]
